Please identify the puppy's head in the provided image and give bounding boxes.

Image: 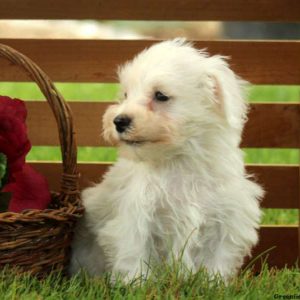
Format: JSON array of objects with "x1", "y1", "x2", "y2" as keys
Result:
[{"x1": 103, "y1": 39, "x2": 248, "y2": 160}]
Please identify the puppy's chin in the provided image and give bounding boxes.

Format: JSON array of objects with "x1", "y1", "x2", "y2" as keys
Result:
[
  {"x1": 103, "y1": 133, "x2": 157, "y2": 147},
  {"x1": 120, "y1": 139, "x2": 148, "y2": 146},
  {"x1": 117, "y1": 137, "x2": 183, "y2": 163}
]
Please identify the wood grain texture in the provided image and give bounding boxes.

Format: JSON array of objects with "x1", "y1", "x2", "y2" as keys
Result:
[
  {"x1": 29, "y1": 162, "x2": 299, "y2": 209},
  {"x1": 0, "y1": 0, "x2": 299, "y2": 21},
  {"x1": 247, "y1": 226, "x2": 299, "y2": 269},
  {"x1": 247, "y1": 165, "x2": 299, "y2": 209},
  {"x1": 1, "y1": 39, "x2": 300, "y2": 84},
  {"x1": 242, "y1": 103, "x2": 300, "y2": 148},
  {"x1": 26, "y1": 102, "x2": 300, "y2": 148}
]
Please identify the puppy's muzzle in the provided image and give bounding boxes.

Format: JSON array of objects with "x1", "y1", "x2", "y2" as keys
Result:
[{"x1": 113, "y1": 115, "x2": 132, "y2": 133}]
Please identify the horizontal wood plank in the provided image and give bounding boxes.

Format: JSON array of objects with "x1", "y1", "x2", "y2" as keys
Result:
[
  {"x1": 29, "y1": 162, "x2": 299, "y2": 209},
  {"x1": 0, "y1": 0, "x2": 299, "y2": 21},
  {"x1": 246, "y1": 165, "x2": 299, "y2": 209},
  {"x1": 246, "y1": 226, "x2": 299, "y2": 269},
  {"x1": 243, "y1": 103, "x2": 300, "y2": 148},
  {"x1": 26, "y1": 102, "x2": 300, "y2": 148},
  {"x1": 0, "y1": 39, "x2": 300, "y2": 84}
]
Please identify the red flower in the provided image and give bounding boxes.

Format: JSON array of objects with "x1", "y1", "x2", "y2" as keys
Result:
[
  {"x1": 0, "y1": 96, "x2": 31, "y2": 175},
  {"x1": 0, "y1": 96, "x2": 51, "y2": 212},
  {"x1": 3, "y1": 164, "x2": 51, "y2": 213}
]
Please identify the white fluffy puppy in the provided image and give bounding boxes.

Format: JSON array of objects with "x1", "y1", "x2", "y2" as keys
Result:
[{"x1": 70, "y1": 39, "x2": 263, "y2": 282}]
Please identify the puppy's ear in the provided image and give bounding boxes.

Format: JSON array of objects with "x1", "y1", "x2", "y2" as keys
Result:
[{"x1": 208, "y1": 56, "x2": 248, "y2": 132}]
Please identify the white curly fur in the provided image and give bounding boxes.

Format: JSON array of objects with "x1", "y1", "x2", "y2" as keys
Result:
[{"x1": 70, "y1": 39, "x2": 263, "y2": 282}]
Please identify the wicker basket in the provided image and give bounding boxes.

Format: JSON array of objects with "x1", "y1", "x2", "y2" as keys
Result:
[{"x1": 0, "y1": 44, "x2": 84, "y2": 277}]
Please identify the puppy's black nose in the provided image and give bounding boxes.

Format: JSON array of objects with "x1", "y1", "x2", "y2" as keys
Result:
[{"x1": 113, "y1": 115, "x2": 132, "y2": 133}]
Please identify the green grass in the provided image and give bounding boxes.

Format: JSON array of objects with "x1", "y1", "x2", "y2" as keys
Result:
[
  {"x1": 0, "y1": 264, "x2": 299, "y2": 300},
  {"x1": 27, "y1": 147, "x2": 299, "y2": 165},
  {"x1": 249, "y1": 85, "x2": 300, "y2": 102},
  {"x1": 261, "y1": 209, "x2": 298, "y2": 225},
  {"x1": 27, "y1": 146, "x2": 118, "y2": 162},
  {"x1": 0, "y1": 82, "x2": 119, "y2": 101},
  {"x1": 0, "y1": 82, "x2": 299, "y2": 102},
  {"x1": 244, "y1": 149, "x2": 299, "y2": 165}
]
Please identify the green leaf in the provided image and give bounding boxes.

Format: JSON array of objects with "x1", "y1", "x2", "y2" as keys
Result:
[
  {"x1": 0, "y1": 153, "x2": 8, "y2": 189},
  {"x1": 0, "y1": 192, "x2": 11, "y2": 212}
]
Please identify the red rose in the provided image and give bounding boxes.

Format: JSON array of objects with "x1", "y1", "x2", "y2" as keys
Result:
[
  {"x1": 0, "y1": 96, "x2": 51, "y2": 212},
  {"x1": 0, "y1": 96, "x2": 31, "y2": 175},
  {"x1": 3, "y1": 164, "x2": 51, "y2": 212}
]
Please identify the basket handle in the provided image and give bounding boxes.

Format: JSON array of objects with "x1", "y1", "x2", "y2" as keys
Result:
[{"x1": 0, "y1": 43, "x2": 79, "y2": 203}]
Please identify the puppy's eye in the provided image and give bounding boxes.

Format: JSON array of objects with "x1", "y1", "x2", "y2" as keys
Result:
[
  {"x1": 154, "y1": 91, "x2": 169, "y2": 102},
  {"x1": 124, "y1": 92, "x2": 127, "y2": 98}
]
